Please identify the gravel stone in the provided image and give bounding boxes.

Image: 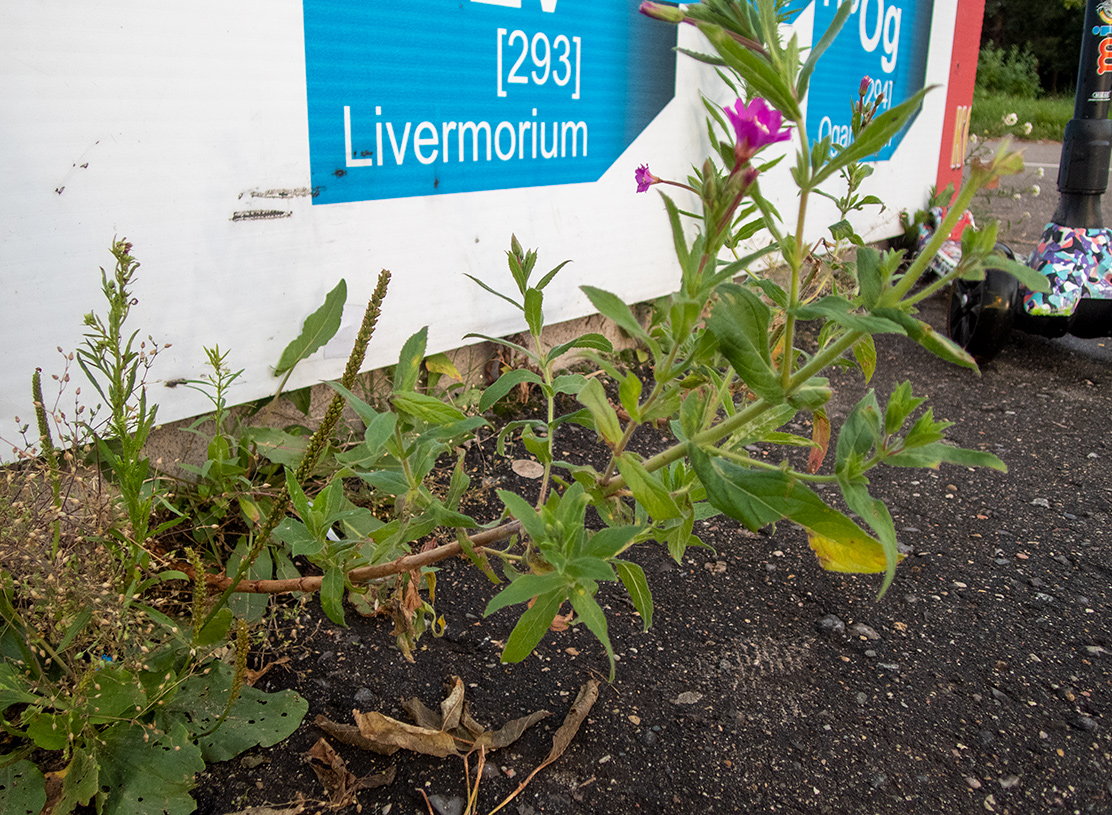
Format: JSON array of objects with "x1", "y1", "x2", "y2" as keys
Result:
[
  {"x1": 354, "y1": 687, "x2": 375, "y2": 708},
  {"x1": 816, "y1": 614, "x2": 846, "y2": 636}
]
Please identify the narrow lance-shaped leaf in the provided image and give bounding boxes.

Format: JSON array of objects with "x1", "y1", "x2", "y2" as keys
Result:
[{"x1": 275, "y1": 279, "x2": 346, "y2": 375}]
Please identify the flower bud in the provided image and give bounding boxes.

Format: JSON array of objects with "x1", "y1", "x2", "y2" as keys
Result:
[
  {"x1": 858, "y1": 76, "x2": 871, "y2": 97},
  {"x1": 639, "y1": 1, "x2": 686, "y2": 23}
]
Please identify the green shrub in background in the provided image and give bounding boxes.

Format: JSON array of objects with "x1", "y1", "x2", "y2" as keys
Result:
[{"x1": 976, "y1": 43, "x2": 1041, "y2": 99}]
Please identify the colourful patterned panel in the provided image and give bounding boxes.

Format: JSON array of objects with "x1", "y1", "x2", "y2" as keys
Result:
[{"x1": 1024, "y1": 224, "x2": 1112, "y2": 317}]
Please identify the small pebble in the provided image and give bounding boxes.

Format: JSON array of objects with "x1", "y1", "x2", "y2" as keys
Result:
[
  {"x1": 354, "y1": 687, "x2": 375, "y2": 708},
  {"x1": 999, "y1": 776, "x2": 1020, "y2": 789},
  {"x1": 428, "y1": 794, "x2": 464, "y2": 815},
  {"x1": 1031, "y1": 498, "x2": 1050, "y2": 508},
  {"x1": 856, "y1": 692, "x2": 867, "y2": 705},
  {"x1": 966, "y1": 777, "x2": 982, "y2": 790},
  {"x1": 673, "y1": 691, "x2": 703, "y2": 705},
  {"x1": 1070, "y1": 715, "x2": 1097, "y2": 732},
  {"x1": 816, "y1": 614, "x2": 846, "y2": 637},
  {"x1": 847, "y1": 623, "x2": 880, "y2": 641}
]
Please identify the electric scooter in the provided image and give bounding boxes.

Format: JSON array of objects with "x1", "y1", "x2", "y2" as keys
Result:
[{"x1": 947, "y1": 0, "x2": 1112, "y2": 361}]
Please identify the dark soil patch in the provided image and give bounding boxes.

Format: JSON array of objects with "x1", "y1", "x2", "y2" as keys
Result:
[{"x1": 190, "y1": 285, "x2": 1112, "y2": 815}]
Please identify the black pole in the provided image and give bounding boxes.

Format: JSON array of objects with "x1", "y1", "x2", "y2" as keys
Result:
[{"x1": 1052, "y1": 0, "x2": 1112, "y2": 227}]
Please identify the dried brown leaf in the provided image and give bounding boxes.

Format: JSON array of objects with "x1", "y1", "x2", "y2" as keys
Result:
[
  {"x1": 315, "y1": 714, "x2": 398, "y2": 755},
  {"x1": 353, "y1": 710, "x2": 462, "y2": 758},
  {"x1": 475, "y1": 709, "x2": 552, "y2": 751},
  {"x1": 439, "y1": 676, "x2": 466, "y2": 732},
  {"x1": 401, "y1": 696, "x2": 443, "y2": 731}
]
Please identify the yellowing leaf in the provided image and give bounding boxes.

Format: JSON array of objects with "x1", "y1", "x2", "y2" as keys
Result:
[
  {"x1": 425, "y1": 352, "x2": 462, "y2": 381},
  {"x1": 807, "y1": 531, "x2": 900, "y2": 574}
]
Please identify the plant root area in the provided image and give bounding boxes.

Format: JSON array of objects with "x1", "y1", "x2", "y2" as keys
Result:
[{"x1": 193, "y1": 292, "x2": 1111, "y2": 815}]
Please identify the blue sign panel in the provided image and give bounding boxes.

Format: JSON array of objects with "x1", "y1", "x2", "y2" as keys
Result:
[
  {"x1": 805, "y1": 0, "x2": 934, "y2": 161},
  {"x1": 303, "y1": 1, "x2": 678, "y2": 205}
]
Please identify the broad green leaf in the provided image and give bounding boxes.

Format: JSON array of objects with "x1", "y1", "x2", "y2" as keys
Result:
[
  {"x1": 95, "y1": 722, "x2": 203, "y2": 815},
  {"x1": 835, "y1": 391, "x2": 882, "y2": 474},
  {"x1": 691, "y1": 446, "x2": 883, "y2": 574},
  {"x1": 501, "y1": 589, "x2": 565, "y2": 664},
  {"x1": 274, "y1": 279, "x2": 346, "y2": 375},
  {"x1": 54, "y1": 746, "x2": 99, "y2": 815},
  {"x1": 616, "y1": 455, "x2": 682, "y2": 519},
  {"x1": 706, "y1": 284, "x2": 784, "y2": 403},
  {"x1": 576, "y1": 377, "x2": 623, "y2": 446},
  {"x1": 392, "y1": 391, "x2": 467, "y2": 425},
  {"x1": 479, "y1": 369, "x2": 543, "y2": 412},
  {"x1": 195, "y1": 607, "x2": 234, "y2": 646},
  {"x1": 85, "y1": 665, "x2": 145, "y2": 724},
  {"x1": 0, "y1": 759, "x2": 45, "y2": 815},
  {"x1": 615, "y1": 560, "x2": 654, "y2": 631},
  {"x1": 569, "y1": 584, "x2": 616, "y2": 681},
  {"x1": 169, "y1": 661, "x2": 308, "y2": 763},
  {"x1": 394, "y1": 327, "x2": 428, "y2": 393},
  {"x1": 581, "y1": 286, "x2": 650, "y2": 344},
  {"x1": 886, "y1": 442, "x2": 1007, "y2": 472},
  {"x1": 565, "y1": 557, "x2": 617, "y2": 583}
]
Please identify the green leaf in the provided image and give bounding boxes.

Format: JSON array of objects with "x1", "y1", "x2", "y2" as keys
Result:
[
  {"x1": 616, "y1": 455, "x2": 682, "y2": 520},
  {"x1": 987, "y1": 253, "x2": 1052, "y2": 294},
  {"x1": 691, "y1": 446, "x2": 882, "y2": 562},
  {"x1": 227, "y1": 538, "x2": 272, "y2": 623},
  {"x1": 501, "y1": 589, "x2": 565, "y2": 665},
  {"x1": 170, "y1": 661, "x2": 308, "y2": 763},
  {"x1": 838, "y1": 477, "x2": 900, "y2": 598},
  {"x1": 95, "y1": 722, "x2": 203, "y2": 815},
  {"x1": 884, "y1": 381, "x2": 926, "y2": 436},
  {"x1": 696, "y1": 25, "x2": 801, "y2": 121},
  {"x1": 479, "y1": 369, "x2": 543, "y2": 412},
  {"x1": 425, "y1": 352, "x2": 462, "y2": 383},
  {"x1": 582, "y1": 525, "x2": 642, "y2": 560},
  {"x1": 886, "y1": 442, "x2": 1007, "y2": 472},
  {"x1": 464, "y1": 273, "x2": 523, "y2": 312},
  {"x1": 0, "y1": 759, "x2": 45, "y2": 815},
  {"x1": 581, "y1": 286, "x2": 650, "y2": 344},
  {"x1": 576, "y1": 377, "x2": 623, "y2": 446},
  {"x1": 706, "y1": 284, "x2": 784, "y2": 403},
  {"x1": 836, "y1": 391, "x2": 882, "y2": 473},
  {"x1": 661, "y1": 193, "x2": 694, "y2": 285},
  {"x1": 524, "y1": 287, "x2": 544, "y2": 337},
  {"x1": 274, "y1": 279, "x2": 346, "y2": 375},
  {"x1": 195, "y1": 607, "x2": 234, "y2": 646},
  {"x1": 618, "y1": 373, "x2": 643, "y2": 421},
  {"x1": 485, "y1": 573, "x2": 567, "y2": 617},
  {"x1": 392, "y1": 391, "x2": 467, "y2": 426},
  {"x1": 794, "y1": 296, "x2": 906, "y2": 334},
  {"x1": 798, "y1": 0, "x2": 853, "y2": 99},
  {"x1": 496, "y1": 489, "x2": 548, "y2": 542},
  {"x1": 548, "y1": 333, "x2": 614, "y2": 361},
  {"x1": 569, "y1": 584, "x2": 616, "y2": 681},
  {"x1": 320, "y1": 566, "x2": 347, "y2": 626},
  {"x1": 813, "y1": 87, "x2": 933, "y2": 185},
  {"x1": 54, "y1": 746, "x2": 99, "y2": 815},
  {"x1": 244, "y1": 427, "x2": 308, "y2": 468},
  {"x1": 853, "y1": 335, "x2": 877, "y2": 384},
  {"x1": 874, "y1": 308, "x2": 979, "y2": 371},
  {"x1": 856, "y1": 247, "x2": 884, "y2": 308},
  {"x1": 615, "y1": 560, "x2": 654, "y2": 631},
  {"x1": 394, "y1": 327, "x2": 428, "y2": 393}
]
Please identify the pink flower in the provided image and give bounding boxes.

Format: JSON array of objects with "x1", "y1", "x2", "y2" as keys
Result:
[
  {"x1": 724, "y1": 98, "x2": 792, "y2": 166},
  {"x1": 859, "y1": 76, "x2": 871, "y2": 97},
  {"x1": 635, "y1": 164, "x2": 660, "y2": 193}
]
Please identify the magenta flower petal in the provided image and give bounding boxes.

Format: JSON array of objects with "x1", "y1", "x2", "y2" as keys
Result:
[
  {"x1": 635, "y1": 163, "x2": 658, "y2": 193},
  {"x1": 724, "y1": 98, "x2": 792, "y2": 165}
]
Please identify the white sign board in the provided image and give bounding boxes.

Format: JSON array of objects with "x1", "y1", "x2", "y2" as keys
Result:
[{"x1": 0, "y1": 1, "x2": 957, "y2": 460}]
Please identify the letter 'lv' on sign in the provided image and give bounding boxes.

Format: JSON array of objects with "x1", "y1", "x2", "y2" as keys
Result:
[{"x1": 472, "y1": 0, "x2": 559, "y2": 11}]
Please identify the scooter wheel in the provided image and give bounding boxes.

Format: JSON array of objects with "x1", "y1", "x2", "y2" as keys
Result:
[{"x1": 947, "y1": 267, "x2": 1019, "y2": 363}]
